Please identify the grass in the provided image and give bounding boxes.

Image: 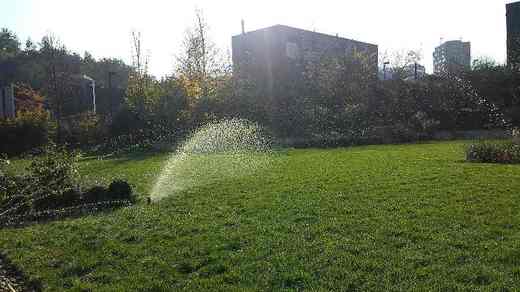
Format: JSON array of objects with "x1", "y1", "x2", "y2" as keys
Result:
[{"x1": 2, "y1": 141, "x2": 520, "y2": 291}]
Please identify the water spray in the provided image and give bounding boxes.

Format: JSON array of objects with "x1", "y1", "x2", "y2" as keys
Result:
[{"x1": 150, "y1": 119, "x2": 273, "y2": 202}]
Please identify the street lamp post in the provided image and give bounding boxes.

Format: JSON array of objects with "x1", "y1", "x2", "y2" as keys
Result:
[
  {"x1": 108, "y1": 71, "x2": 116, "y2": 117},
  {"x1": 383, "y1": 61, "x2": 390, "y2": 80}
]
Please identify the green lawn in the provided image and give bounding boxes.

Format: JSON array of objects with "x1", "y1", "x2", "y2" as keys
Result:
[{"x1": 2, "y1": 141, "x2": 520, "y2": 291}]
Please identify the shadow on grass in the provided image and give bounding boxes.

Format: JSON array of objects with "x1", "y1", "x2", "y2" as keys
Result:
[
  {"x1": 0, "y1": 203, "x2": 134, "y2": 230},
  {"x1": 81, "y1": 150, "x2": 171, "y2": 165}
]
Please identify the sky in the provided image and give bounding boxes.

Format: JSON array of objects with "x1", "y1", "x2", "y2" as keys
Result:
[{"x1": 0, "y1": 0, "x2": 515, "y2": 77}]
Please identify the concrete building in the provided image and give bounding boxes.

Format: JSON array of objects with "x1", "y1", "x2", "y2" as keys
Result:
[
  {"x1": 507, "y1": 1, "x2": 520, "y2": 70},
  {"x1": 61, "y1": 74, "x2": 97, "y2": 116},
  {"x1": 0, "y1": 84, "x2": 15, "y2": 119},
  {"x1": 77, "y1": 75, "x2": 96, "y2": 114},
  {"x1": 232, "y1": 24, "x2": 378, "y2": 98},
  {"x1": 433, "y1": 40, "x2": 471, "y2": 75}
]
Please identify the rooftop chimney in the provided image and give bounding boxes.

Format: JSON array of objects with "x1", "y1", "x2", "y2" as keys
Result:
[{"x1": 241, "y1": 19, "x2": 245, "y2": 34}]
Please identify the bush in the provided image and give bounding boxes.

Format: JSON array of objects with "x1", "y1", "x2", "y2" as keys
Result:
[
  {"x1": 465, "y1": 141, "x2": 520, "y2": 164},
  {"x1": 28, "y1": 146, "x2": 79, "y2": 188},
  {"x1": 82, "y1": 186, "x2": 108, "y2": 204},
  {"x1": 82, "y1": 181, "x2": 134, "y2": 204},
  {"x1": 108, "y1": 180, "x2": 134, "y2": 202},
  {"x1": 0, "y1": 147, "x2": 80, "y2": 223},
  {"x1": 0, "y1": 147, "x2": 134, "y2": 226},
  {"x1": 110, "y1": 106, "x2": 143, "y2": 136},
  {"x1": 0, "y1": 109, "x2": 54, "y2": 156},
  {"x1": 62, "y1": 112, "x2": 108, "y2": 147},
  {"x1": 32, "y1": 189, "x2": 82, "y2": 211}
]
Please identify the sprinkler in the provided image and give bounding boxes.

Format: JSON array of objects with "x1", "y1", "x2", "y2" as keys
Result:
[{"x1": 150, "y1": 119, "x2": 273, "y2": 201}]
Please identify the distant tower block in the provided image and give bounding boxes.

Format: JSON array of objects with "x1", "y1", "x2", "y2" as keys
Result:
[{"x1": 433, "y1": 40, "x2": 471, "y2": 75}]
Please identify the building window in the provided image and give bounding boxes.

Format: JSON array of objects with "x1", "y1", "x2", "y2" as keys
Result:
[{"x1": 286, "y1": 42, "x2": 299, "y2": 59}]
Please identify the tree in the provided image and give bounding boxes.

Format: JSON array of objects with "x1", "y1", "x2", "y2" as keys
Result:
[
  {"x1": 81, "y1": 53, "x2": 130, "y2": 90},
  {"x1": 0, "y1": 28, "x2": 21, "y2": 85},
  {"x1": 14, "y1": 83, "x2": 45, "y2": 112},
  {"x1": 0, "y1": 28, "x2": 20, "y2": 61},
  {"x1": 296, "y1": 50, "x2": 377, "y2": 138},
  {"x1": 39, "y1": 33, "x2": 80, "y2": 142},
  {"x1": 463, "y1": 57, "x2": 520, "y2": 126},
  {"x1": 176, "y1": 9, "x2": 225, "y2": 100},
  {"x1": 125, "y1": 30, "x2": 158, "y2": 116},
  {"x1": 24, "y1": 38, "x2": 36, "y2": 52},
  {"x1": 380, "y1": 49, "x2": 423, "y2": 80}
]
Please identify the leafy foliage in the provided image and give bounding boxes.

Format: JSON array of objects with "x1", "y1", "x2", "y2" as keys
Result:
[
  {"x1": 464, "y1": 59, "x2": 520, "y2": 126},
  {"x1": 0, "y1": 25, "x2": 517, "y2": 153},
  {"x1": 465, "y1": 140, "x2": 520, "y2": 164},
  {"x1": 13, "y1": 82, "x2": 45, "y2": 111},
  {"x1": 82, "y1": 181, "x2": 134, "y2": 205},
  {"x1": 0, "y1": 28, "x2": 20, "y2": 62},
  {"x1": 0, "y1": 147, "x2": 134, "y2": 226},
  {"x1": 0, "y1": 109, "x2": 54, "y2": 156},
  {"x1": 61, "y1": 112, "x2": 108, "y2": 147}
]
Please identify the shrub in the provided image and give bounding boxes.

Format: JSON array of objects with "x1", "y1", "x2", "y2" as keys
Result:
[
  {"x1": 82, "y1": 181, "x2": 134, "y2": 204},
  {"x1": 465, "y1": 141, "x2": 520, "y2": 164},
  {"x1": 0, "y1": 147, "x2": 80, "y2": 223},
  {"x1": 62, "y1": 112, "x2": 108, "y2": 147},
  {"x1": 32, "y1": 189, "x2": 82, "y2": 211},
  {"x1": 0, "y1": 109, "x2": 54, "y2": 156},
  {"x1": 14, "y1": 83, "x2": 45, "y2": 112},
  {"x1": 0, "y1": 155, "x2": 11, "y2": 203},
  {"x1": 108, "y1": 180, "x2": 134, "y2": 202},
  {"x1": 82, "y1": 186, "x2": 109, "y2": 204},
  {"x1": 110, "y1": 106, "x2": 143, "y2": 136},
  {"x1": 28, "y1": 146, "x2": 79, "y2": 188},
  {"x1": 0, "y1": 147, "x2": 134, "y2": 226}
]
